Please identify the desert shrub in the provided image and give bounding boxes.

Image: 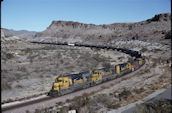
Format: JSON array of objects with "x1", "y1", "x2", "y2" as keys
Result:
[
  {"x1": 128, "y1": 25, "x2": 132, "y2": 30},
  {"x1": 118, "y1": 56, "x2": 124, "y2": 60},
  {"x1": 141, "y1": 47, "x2": 148, "y2": 52},
  {"x1": 34, "y1": 109, "x2": 41, "y2": 113},
  {"x1": 41, "y1": 51, "x2": 47, "y2": 55},
  {"x1": 14, "y1": 73, "x2": 24, "y2": 80},
  {"x1": 146, "y1": 14, "x2": 160, "y2": 23},
  {"x1": 92, "y1": 53, "x2": 104, "y2": 62},
  {"x1": 15, "y1": 84, "x2": 23, "y2": 88},
  {"x1": 82, "y1": 92, "x2": 89, "y2": 97},
  {"x1": 134, "y1": 99, "x2": 172, "y2": 113},
  {"x1": 110, "y1": 83, "x2": 114, "y2": 86},
  {"x1": 118, "y1": 89, "x2": 131, "y2": 100},
  {"x1": 29, "y1": 57, "x2": 33, "y2": 63},
  {"x1": 59, "y1": 106, "x2": 69, "y2": 113},
  {"x1": 17, "y1": 66, "x2": 27, "y2": 72},
  {"x1": 41, "y1": 46, "x2": 56, "y2": 50},
  {"x1": 66, "y1": 98, "x2": 71, "y2": 103},
  {"x1": 102, "y1": 62, "x2": 111, "y2": 68},
  {"x1": 94, "y1": 94, "x2": 111, "y2": 105},
  {"x1": 56, "y1": 63, "x2": 59, "y2": 68},
  {"x1": 153, "y1": 63, "x2": 158, "y2": 69},
  {"x1": 56, "y1": 101, "x2": 63, "y2": 106},
  {"x1": 93, "y1": 93, "x2": 120, "y2": 109},
  {"x1": 133, "y1": 88, "x2": 144, "y2": 94},
  {"x1": 23, "y1": 48, "x2": 33, "y2": 55},
  {"x1": 1, "y1": 81, "x2": 11, "y2": 90},
  {"x1": 78, "y1": 105, "x2": 89, "y2": 113},
  {"x1": 165, "y1": 31, "x2": 171, "y2": 39},
  {"x1": 64, "y1": 62, "x2": 70, "y2": 65},
  {"x1": 85, "y1": 98, "x2": 102, "y2": 112},
  {"x1": 153, "y1": 48, "x2": 162, "y2": 53},
  {"x1": 138, "y1": 68, "x2": 150, "y2": 75},
  {"x1": 6, "y1": 53, "x2": 14, "y2": 59},
  {"x1": 3, "y1": 98, "x2": 13, "y2": 103},
  {"x1": 57, "y1": 53, "x2": 62, "y2": 58},
  {"x1": 101, "y1": 85, "x2": 109, "y2": 89},
  {"x1": 60, "y1": 59, "x2": 64, "y2": 64},
  {"x1": 25, "y1": 110, "x2": 30, "y2": 113},
  {"x1": 70, "y1": 96, "x2": 90, "y2": 110},
  {"x1": 107, "y1": 102, "x2": 120, "y2": 109},
  {"x1": 34, "y1": 108, "x2": 55, "y2": 113}
]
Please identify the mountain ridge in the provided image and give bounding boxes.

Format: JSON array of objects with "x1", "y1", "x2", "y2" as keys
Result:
[
  {"x1": 1, "y1": 13, "x2": 171, "y2": 44},
  {"x1": 33, "y1": 13, "x2": 171, "y2": 43},
  {"x1": 9, "y1": 29, "x2": 37, "y2": 35}
]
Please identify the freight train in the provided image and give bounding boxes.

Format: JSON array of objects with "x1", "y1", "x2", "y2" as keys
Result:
[{"x1": 45, "y1": 43, "x2": 145, "y2": 97}]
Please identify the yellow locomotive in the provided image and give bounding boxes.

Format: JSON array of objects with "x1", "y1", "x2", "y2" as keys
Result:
[{"x1": 48, "y1": 57, "x2": 144, "y2": 96}]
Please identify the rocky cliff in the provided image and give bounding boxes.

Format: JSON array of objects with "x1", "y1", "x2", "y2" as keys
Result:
[{"x1": 34, "y1": 13, "x2": 171, "y2": 44}]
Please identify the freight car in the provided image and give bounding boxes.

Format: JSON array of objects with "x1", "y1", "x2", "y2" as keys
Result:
[{"x1": 48, "y1": 56, "x2": 145, "y2": 97}]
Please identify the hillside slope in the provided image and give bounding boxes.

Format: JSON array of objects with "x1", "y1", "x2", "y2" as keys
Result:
[{"x1": 33, "y1": 13, "x2": 171, "y2": 44}]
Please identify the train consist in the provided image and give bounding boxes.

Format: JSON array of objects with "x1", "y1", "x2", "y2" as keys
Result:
[{"x1": 42, "y1": 42, "x2": 146, "y2": 97}]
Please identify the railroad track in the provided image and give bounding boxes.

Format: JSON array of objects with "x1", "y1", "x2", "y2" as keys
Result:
[{"x1": 2, "y1": 42, "x2": 145, "y2": 113}]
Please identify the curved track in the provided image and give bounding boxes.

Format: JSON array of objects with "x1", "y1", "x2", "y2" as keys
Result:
[{"x1": 2, "y1": 42, "x2": 145, "y2": 113}]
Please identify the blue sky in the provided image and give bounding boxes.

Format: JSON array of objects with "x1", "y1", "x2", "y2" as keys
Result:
[{"x1": 2, "y1": 0, "x2": 171, "y2": 31}]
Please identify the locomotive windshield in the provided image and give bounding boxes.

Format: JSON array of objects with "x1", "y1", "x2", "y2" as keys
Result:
[
  {"x1": 92, "y1": 70, "x2": 98, "y2": 74},
  {"x1": 55, "y1": 78, "x2": 63, "y2": 83}
]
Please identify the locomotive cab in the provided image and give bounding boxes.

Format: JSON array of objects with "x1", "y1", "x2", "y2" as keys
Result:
[
  {"x1": 136, "y1": 58, "x2": 143, "y2": 65},
  {"x1": 50, "y1": 76, "x2": 72, "y2": 94}
]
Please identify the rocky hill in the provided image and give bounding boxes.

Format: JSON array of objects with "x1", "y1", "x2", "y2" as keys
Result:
[
  {"x1": 1, "y1": 28, "x2": 36, "y2": 42},
  {"x1": 1, "y1": 28, "x2": 14, "y2": 38},
  {"x1": 9, "y1": 29, "x2": 36, "y2": 35},
  {"x1": 33, "y1": 13, "x2": 171, "y2": 44}
]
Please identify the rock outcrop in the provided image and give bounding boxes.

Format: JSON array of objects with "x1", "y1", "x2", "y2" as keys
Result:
[
  {"x1": 34, "y1": 13, "x2": 171, "y2": 43},
  {"x1": 1, "y1": 28, "x2": 13, "y2": 38}
]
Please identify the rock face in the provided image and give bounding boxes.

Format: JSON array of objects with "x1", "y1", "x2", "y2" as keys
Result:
[{"x1": 34, "y1": 13, "x2": 171, "y2": 43}]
